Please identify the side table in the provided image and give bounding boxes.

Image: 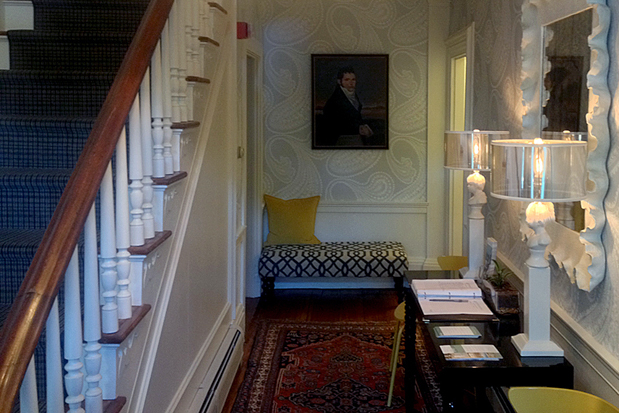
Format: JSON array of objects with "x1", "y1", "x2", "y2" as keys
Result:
[{"x1": 403, "y1": 270, "x2": 573, "y2": 412}]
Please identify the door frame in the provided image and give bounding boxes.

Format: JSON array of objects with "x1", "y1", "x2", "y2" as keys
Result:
[
  {"x1": 238, "y1": 37, "x2": 264, "y2": 298},
  {"x1": 445, "y1": 23, "x2": 475, "y2": 256}
]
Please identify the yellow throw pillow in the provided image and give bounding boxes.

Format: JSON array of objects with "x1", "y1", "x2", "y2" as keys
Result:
[{"x1": 264, "y1": 194, "x2": 321, "y2": 245}]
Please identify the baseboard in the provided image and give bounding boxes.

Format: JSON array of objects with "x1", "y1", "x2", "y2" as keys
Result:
[
  {"x1": 421, "y1": 258, "x2": 440, "y2": 270},
  {"x1": 166, "y1": 303, "x2": 233, "y2": 413},
  {"x1": 498, "y1": 251, "x2": 619, "y2": 405},
  {"x1": 274, "y1": 277, "x2": 397, "y2": 289}
]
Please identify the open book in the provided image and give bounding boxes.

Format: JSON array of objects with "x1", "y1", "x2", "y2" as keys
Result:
[
  {"x1": 440, "y1": 344, "x2": 502, "y2": 361},
  {"x1": 412, "y1": 279, "x2": 482, "y2": 299}
]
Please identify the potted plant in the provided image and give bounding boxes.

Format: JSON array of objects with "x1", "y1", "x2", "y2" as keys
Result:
[{"x1": 481, "y1": 260, "x2": 520, "y2": 315}]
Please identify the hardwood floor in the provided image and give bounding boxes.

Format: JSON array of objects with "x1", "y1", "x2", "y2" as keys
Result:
[{"x1": 221, "y1": 288, "x2": 400, "y2": 413}]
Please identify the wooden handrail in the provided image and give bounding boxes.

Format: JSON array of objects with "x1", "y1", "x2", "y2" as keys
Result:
[{"x1": 0, "y1": 0, "x2": 174, "y2": 408}]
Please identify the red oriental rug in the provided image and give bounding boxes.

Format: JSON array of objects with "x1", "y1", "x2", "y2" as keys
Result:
[{"x1": 232, "y1": 320, "x2": 440, "y2": 413}]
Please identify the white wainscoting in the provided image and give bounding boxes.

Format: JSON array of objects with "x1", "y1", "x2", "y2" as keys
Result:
[
  {"x1": 259, "y1": 202, "x2": 431, "y2": 291},
  {"x1": 273, "y1": 202, "x2": 428, "y2": 290},
  {"x1": 314, "y1": 202, "x2": 428, "y2": 270}
]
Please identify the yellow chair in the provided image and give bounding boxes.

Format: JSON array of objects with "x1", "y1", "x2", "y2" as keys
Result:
[
  {"x1": 508, "y1": 387, "x2": 619, "y2": 413},
  {"x1": 437, "y1": 255, "x2": 468, "y2": 271},
  {"x1": 387, "y1": 301, "x2": 405, "y2": 407}
]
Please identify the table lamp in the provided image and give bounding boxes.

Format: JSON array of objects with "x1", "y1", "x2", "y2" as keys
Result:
[
  {"x1": 491, "y1": 137, "x2": 587, "y2": 357},
  {"x1": 444, "y1": 130, "x2": 509, "y2": 279}
]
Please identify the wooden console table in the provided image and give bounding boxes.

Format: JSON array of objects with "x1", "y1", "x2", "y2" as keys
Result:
[{"x1": 403, "y1": 270, "x2": 573, "y2": 412}]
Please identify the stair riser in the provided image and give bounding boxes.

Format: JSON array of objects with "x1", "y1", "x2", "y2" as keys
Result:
[
  {"x1": 0, "y1": 128, "x2": 90, "y2": 169},
  {"x1": 33, "y1": 0, "x2": 149, "y2": 33},
  {"x1": 0, "y1": 76, "x2": 113, "y2": 117},
  {"x1": 0, "y1": 174, "x2": 68, "y2": 229},
  {"x1": 9, "y1": 35, "x2": 132, "y2": 72}
]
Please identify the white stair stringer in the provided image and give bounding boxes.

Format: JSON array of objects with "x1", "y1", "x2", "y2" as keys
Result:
[{"x1": 127, "y1": 10, "x2": 236, "y2": 412}]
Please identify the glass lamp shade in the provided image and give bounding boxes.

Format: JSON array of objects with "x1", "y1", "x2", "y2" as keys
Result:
[
  {"x1": 444, "y1": 131, "x2": 509, "y2": 171},
  {"x1": 541, "y1": 130, "x2": 588, "y2": 142},
  {"x1": 491, "y1": 139, "x2": 588, "y2": 202}
]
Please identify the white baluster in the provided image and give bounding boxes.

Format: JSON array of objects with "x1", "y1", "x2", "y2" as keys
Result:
[
  {"x1": 169, "y1": 3, "x2": 181, "y2": 123},
  {"x1": 185, "y1": 0, "x2": 196, "y2": 120},
  {"x1": 199, "y1": 0, "x2": 207, "y2": 75},
  {"x1": 162, "y1": 22, "x2": 175, "y2": 175},
  {"x1": 46, "y1": 298, "x2": 64, "y2": 413},
  {"x1": 115, "y1": 128, "x2": 133, "y2": 320},
  {"x1": 185, "y1": 0, "x2": 193, "y2": 76},
  {"x1": 152, "y1": 41, "x2": 165, "y2": 178},
  {"x1": 84, "y1": 204, "x2": 103, "y2": 413},
  {"x1": 173, "y1": 128, "x2": 182, "y2": 172},
  {"x1": 200, "y1": 0, "x2": 208, "y2": 37},
  {"x1": 64, "y1": 248, "x2": 85, "y2": 413},
  {"x1": 140, "y1": 70, "x2": 155, "y2": 239},
  {"x1": 186, "y1": 81, "x2": 195, "y2": 121},
  {"x1": 192, "y1": 0, "x2": 200, "y2": 76},
  {"x1": 20, "y1": 357, "x2": 38, "y2": 413},
  {"x1": 179, "y1": 0, "x2": 189, "y2": 121},
  {"x1": 129, "y1": 96, "x2": 145, "y2": 246},
  {"x1": 208, "y1": 1, "x2": 215, "y2": 38},
  {"x1": 100, "y1": 162, "x2": 118, "y2": 334}
]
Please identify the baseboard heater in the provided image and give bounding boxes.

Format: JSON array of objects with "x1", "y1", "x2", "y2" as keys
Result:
[{"x1": 190, "y1": 325, "x2": 243, "y2": 413}]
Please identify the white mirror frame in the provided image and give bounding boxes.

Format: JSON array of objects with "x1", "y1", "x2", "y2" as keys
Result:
[{"x1": 520, "y1": 0, "x2": 610, "y2": 291}]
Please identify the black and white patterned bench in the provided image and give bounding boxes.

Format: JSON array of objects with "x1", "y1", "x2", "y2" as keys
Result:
[{"x1": 259, "y1": 241, "x2": 408, "y2": 296}]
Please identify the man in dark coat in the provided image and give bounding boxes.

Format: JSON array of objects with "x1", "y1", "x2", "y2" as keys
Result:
[{"x1": 322, "y1": 66, "x2": 373, "y2": 145}]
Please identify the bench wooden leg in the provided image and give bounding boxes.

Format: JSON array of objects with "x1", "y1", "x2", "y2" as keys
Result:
[
  {"x1": 261, "y1": 277, "x2": 275, "y2": 298},
  {"x1": 394, "y1": 277, "x2": 404, "y2": 302}
]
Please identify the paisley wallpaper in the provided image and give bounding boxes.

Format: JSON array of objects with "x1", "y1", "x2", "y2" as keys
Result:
[
  {"x1": 452, "y1": 0, "x2": 619, "y2": 358},
  {"x1": 258, "y1": 0, "x2": 428, "y2": 202}
]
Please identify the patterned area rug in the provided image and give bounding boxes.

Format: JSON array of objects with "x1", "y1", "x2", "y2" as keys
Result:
[{"x1": 233, "y1": 320, "x2": 440, "y2": 413}]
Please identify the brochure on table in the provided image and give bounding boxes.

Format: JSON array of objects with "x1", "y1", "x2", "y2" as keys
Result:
[{"x1": 440, "y1": 344, "x2": 502, "y2": 361}]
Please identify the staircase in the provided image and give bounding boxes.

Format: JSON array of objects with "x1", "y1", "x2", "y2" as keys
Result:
[{"x1": 0, "y1": 0, "x2": 241, "y2": 411}]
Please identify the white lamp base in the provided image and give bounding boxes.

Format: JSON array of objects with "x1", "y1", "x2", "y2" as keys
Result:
[
  {"x1": 511, "y1": 333, "x2": 564, "y2": 357},
  {"x1": 459, "y1": 267, "x2": 480, "y2": 279}
]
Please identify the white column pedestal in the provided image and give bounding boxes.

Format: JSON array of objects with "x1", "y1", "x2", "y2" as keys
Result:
[{"x1": 513, "y1": 208, "x2": 564, "y2": 357}]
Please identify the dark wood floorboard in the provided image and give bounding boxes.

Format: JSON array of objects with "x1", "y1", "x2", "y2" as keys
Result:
[{"x1": 221, "y1": 288, "x2": 400, "y2": 413}]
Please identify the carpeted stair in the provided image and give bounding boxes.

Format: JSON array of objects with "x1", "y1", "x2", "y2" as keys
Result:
[{"x1": 1, "y1": 0, "x2": 150, "y2": 409}]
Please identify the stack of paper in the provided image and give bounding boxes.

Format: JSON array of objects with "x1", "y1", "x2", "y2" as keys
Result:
[
  {"x1": 412, "y1": 279, "x2": 482, "y2": 298},
  {"x1": 440, "y1": 344, "x2": 502, "y2": 361},
  {"x1": 434, "y1": 326, "x2": 481, "y2": 339}
]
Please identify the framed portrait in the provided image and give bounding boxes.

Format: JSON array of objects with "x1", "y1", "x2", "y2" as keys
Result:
[{"x1": 311, "y1": 54, "x2": 389, "y2": 150}]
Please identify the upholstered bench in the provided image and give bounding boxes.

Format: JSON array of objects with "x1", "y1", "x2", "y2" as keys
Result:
[{"x1": 259, "y1": 241, "x2": 408, "y2": 296}]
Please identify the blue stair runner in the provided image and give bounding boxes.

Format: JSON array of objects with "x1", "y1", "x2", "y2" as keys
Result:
[{"x1": 1, "y1": 0, "x2": 150, "y2": 409}]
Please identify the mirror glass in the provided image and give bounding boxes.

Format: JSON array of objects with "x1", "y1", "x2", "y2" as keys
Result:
[{"x1": 542, "y1": 9, "x2": 592, "y2": 232}]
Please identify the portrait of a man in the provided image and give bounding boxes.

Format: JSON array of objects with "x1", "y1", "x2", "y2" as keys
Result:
[{"x1": 312, "y1": 55, "x2": 388, "y2": 149}]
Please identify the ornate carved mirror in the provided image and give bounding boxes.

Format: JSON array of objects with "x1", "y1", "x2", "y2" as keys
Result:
[{"x1": 520, "y1": 0, "x2": 610, "y2": 290}]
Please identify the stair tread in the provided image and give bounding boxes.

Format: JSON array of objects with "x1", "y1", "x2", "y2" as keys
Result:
[
  {"x1": 0, "y1": 166, "x2": 73, "y2": 176},
  {"x1": 0, "y1": 70, "x2": 116, "y2": 81},
  {"x1": 0, "y1": 114, "x2": 97, "y2": 123},
  {"x1": 33, "y1": 0, "x2": 150, "y2": 6},
  {"x1": 0, "y1": 228, "x2": 47, "y2": 247},
  {"x1": 8, "y1": 30, "x2": 136, "y2": 38}
]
